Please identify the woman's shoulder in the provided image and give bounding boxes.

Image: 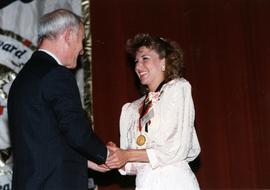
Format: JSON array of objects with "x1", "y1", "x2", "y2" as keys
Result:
[
  {"x1": 121, "y1": 96, "x2": 144, "y2": 112},
  {"x1": 163, "y1": 77, "x2": 192, "y2": 91}
]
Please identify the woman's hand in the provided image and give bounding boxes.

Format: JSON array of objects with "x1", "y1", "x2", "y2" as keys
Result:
[{"x1": 106, "y1": 143, "x2": 129, "y2": 169}]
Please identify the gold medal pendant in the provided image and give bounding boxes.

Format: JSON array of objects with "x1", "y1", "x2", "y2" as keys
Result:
[{"x1": 136, "y1": 135, "x2": 146, "y2": 146}]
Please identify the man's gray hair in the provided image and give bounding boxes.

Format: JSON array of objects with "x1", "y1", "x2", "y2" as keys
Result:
[{"x1": 38, "y1": 9, "x2": 82, "y2": 44}]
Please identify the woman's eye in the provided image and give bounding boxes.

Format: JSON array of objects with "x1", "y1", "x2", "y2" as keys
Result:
[
  {"x1": 142, "y1": 56, "x2": 150, "y2": 61},
  {"x1": 134, "y1": 60, "x2": 138, "y2": 64}
]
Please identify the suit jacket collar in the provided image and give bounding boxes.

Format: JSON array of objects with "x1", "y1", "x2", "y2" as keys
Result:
[
  {"x1": 31, "y1": 51, "x2": 61, "y2": 68},
  {"x1": 38, "y1": 49, "x2": 63, "y2": 66}
]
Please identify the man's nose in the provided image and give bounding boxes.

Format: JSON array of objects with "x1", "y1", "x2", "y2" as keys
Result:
[{"x1": 79, "y1": 49, "x2": 84, "y2": 55}]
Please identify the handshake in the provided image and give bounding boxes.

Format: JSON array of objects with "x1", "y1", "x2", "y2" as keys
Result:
[{"x1": 87, "y1": 142, "x2": 128, "y2": 173}]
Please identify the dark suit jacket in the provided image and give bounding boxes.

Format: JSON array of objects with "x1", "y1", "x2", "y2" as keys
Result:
[{"x1": 8, "y1": 51, "x2": 107, "y2": 190}]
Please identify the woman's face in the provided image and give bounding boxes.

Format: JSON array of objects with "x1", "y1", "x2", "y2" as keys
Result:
[{"x1": 135, "y1": 46, "x2": 165, "y2": 91}]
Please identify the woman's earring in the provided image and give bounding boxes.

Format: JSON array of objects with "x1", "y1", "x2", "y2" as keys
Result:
[{"x1": 161, "y1": 65, "x2": 166, "y2": 71}]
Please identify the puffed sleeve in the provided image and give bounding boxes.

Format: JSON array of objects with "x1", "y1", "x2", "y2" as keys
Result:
[
  {"x1": 146, "y1": 79, "x2": 200, "y2": 169},
  {"x1": 118, "y1": 103, "x2": 139, "y2": 175},
  {"x1": 119, "y1": 103, "x2": 131, "y2": 151}
]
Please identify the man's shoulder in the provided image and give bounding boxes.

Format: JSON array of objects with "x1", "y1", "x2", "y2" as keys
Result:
[{"x1": 23, "y1": 51, "x2": 71, "y2": 79}]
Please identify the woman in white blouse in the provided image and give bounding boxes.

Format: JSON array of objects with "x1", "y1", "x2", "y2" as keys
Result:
[{"x1": 106, "y1": 33, "x2": 201, "y2": 190}]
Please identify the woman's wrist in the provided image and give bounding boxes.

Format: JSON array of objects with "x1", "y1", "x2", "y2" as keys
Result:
[
  {"x1": 126, "y1": 149, "x2": 148, "y2": 162},
  {"x1": 123, "y1": 149, "x2": 131, "y2": 163}
]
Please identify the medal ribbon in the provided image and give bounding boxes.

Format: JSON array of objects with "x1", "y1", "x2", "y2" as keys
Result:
[
  {"x1": 138, "y1": 81, "x2": 166, "y2": 133},
  {"x1": 139, "y1": 94, "x2": 152, "y2": 133},
  {"x1": 136, "y1": 81, "x2": 166, "y2": 146}
]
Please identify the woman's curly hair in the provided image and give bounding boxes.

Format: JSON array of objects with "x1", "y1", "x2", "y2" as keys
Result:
[{"x1": 126, "y1": 33, "x2": 184, "y2": 82}]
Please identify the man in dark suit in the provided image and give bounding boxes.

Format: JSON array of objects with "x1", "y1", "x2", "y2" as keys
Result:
[{"x1": 7, "y1": 9, "x2": 110, "y2": 190}]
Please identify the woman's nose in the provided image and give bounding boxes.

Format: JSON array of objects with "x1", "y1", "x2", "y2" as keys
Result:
[
  {"x1": 136, "y1": 59, "x2": 144, "y2": 67},
  {"x1": 135, "y1": 62, "x2": 142, "y2": 71}
]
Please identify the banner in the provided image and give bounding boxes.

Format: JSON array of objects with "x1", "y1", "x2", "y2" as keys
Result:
[{"x1": 0, "y1": 1, "x2": 93, "y2": 189}]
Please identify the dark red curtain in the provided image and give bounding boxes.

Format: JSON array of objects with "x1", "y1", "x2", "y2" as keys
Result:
[{"x1": 90, "y1": 0, "x2": 270, "y2": 189}]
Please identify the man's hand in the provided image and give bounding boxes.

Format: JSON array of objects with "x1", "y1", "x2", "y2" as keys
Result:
[{"x1": 87, "y1": 160, "x2": 110, "y2": 173}]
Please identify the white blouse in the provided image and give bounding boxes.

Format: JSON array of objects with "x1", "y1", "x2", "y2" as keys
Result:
[{"x1": 119, "y1": 78, "x2": 201, "y2": 189}]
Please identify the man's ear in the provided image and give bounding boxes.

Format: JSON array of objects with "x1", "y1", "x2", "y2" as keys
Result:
[{"x1": 63, "y1": 28, "x2": 74, "y2": 45}]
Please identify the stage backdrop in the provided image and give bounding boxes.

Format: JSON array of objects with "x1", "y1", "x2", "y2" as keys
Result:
[
  {"x1": 0, "y1": 0, "x2": 94, "y2": 189},
  {"x1": 90, "y1": 0, "x2": 270, "y2": 189}
]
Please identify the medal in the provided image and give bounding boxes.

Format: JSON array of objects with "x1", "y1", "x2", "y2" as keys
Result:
[{"x1": 136, "y1": 134, "x2": 146, "y2": 146}]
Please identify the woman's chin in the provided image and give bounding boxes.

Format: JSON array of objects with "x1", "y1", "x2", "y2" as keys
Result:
[{"x1": 139, "y1": 80, "x2": 148, "y2": 86}]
